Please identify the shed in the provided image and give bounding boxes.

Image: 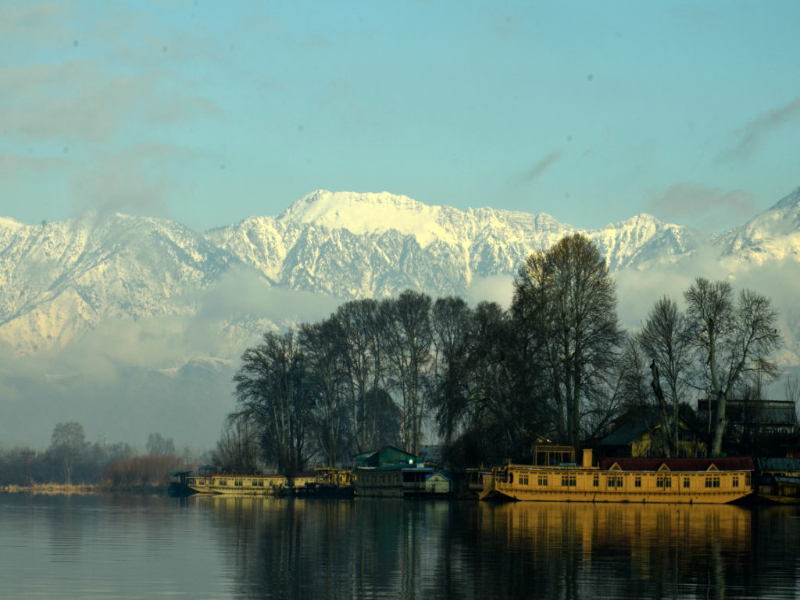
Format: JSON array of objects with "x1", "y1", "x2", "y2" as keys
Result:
[{"x1": 424, "y1": 471, "x2": 452, "y2": 495}]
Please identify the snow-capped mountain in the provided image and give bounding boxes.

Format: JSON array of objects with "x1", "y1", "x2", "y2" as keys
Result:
[
  {"x1": 1, "y1": 188, "x2": 798, "y2": 448},
  {"x1": 717, "y1": 187, "x2": 800, "y2": 264}
]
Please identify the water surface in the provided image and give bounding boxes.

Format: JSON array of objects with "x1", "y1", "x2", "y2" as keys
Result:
[{"x1": 1, "y1": 494, "x2": 798, "y2": 599}]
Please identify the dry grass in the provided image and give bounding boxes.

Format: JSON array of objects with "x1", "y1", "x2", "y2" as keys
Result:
[{"x1": 0, "y1": 483, "x2": 109, "y2": 495}]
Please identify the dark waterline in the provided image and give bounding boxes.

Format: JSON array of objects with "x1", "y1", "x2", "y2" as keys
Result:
[{"x1": 1, "y1": 494, "x2": 798, "y2": 599}]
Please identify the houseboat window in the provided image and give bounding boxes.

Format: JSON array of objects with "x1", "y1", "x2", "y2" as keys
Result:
[
  {"x1": 608, "y1": 477, "x2": 615, "y2": 488},
  {"x1": 746, "y1": 473, "x2": 751, "y2": 486},
  {"x1": 509, "y1": 473, "x2": 514, "y2": 484},
  {"x1": 683, "y1": 478, "x2": 690, "y2": 488},
  {"x1": 635, "y1": 476, "x2": 641, "y2": 488},
  {"x1": 198, "y1": 479, "x2": 205, "y2": 486},
  {"x1": 560, "y1": 475, "x2": 576, "y2": 487},
  {"x1": 593, "y1": 473, "x2": 599, "y2": 487},
  {"x1": 664, "y1": 477, "x2": 672, "y2": 488},
  {"x1": 235, "y1": 479, "x2": 243, "y2": 487},
  {"x1": 538, "y1": 475, "x2": 548, "y2": 486},
  {"x1": 520, "y1": 473, "x2": 529, "y2": 486},
  {"x1": 657, "y1": 478, "x2": 664, "y2": 488},
  {"x1": 219, "y1": 479, "x2": 227, "y2": 486},
  {"x1": 733, "y1": 476, "x2": 739, "y2": 488}
]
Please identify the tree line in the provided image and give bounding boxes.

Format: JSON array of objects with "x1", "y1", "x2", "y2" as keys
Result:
[
  {"x1": 224, "y1": 234, "x2": 784, "y2": 474},
  {"x1": 0, "y1": 423, "x2": 192, "y2": 488}
]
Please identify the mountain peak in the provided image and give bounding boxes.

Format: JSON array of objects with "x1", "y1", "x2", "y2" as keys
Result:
[{"x1": 277, "y1": 190, "x2": 451, "y2": 247}]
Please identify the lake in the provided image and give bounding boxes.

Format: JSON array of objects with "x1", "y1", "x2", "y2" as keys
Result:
[{"x1": 0, "y1": 493, "x2": 798, "y2": 599}]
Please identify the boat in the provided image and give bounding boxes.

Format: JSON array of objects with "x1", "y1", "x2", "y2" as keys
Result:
[
  {"x1": 755, "y1": 457, "x2": 800, "y2": 504},
  {"x1": 479, "y1": 445, "x2": 754, "y2": 504},
  {"x1": 354, "y1": 463, "x2": 452, "y2": 498},
  {"x1": 297, "y1": 468, "x2": 356, "y2": 498},
  {"x1": 185, "y1": 472, "x2": 317, "y2": 496}
]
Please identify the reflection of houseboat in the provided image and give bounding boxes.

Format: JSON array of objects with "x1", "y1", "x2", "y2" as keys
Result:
[
  {"x1": 186, "y1": 472, "x2": 316, "y2": 496},
  {"x1": 480, "y1": 446, "x2": 754, "y2": 504}
]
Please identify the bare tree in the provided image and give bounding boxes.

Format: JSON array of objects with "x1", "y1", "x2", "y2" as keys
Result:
[
  {"x1": 146, "y1": 433, "x2": 176, "y2": 457},
  {"x1": 232, "y1": 329, "x2": 311, "y2": 475},
  {"x1": 47, "y1": 421, "x2": 87, "y2": 485},
  {"x1": 335, "y1": 299, "x2": 392, "y2": 453},
  {"x1": 428, "y1": 296, "x2": 473, "y2": 448},
  {"x1": 211, "y1": 416, "x2": 261, "y2": 473},
  {"x1": 513, "y1": 234, "x2": 623, "y2": 450},
  {"x1": 380, "y1": 290, "x2": 432, "y2": 455},
  {"x1": 684, "y1": 278, "x2": 781, "y2": 455},
  {"x1": 637, "y1": 296, "x2": 693, "y2": 457},
  {"x1": 300, "y1": 317, "x2": 351, "y2": 466}
]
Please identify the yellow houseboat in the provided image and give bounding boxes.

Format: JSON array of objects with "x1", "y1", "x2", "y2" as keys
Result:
[
  {"x1": 186, "y1": 472, "x2": 316, "y2": 496},
  {"x1": 480, "y1": 446, "x2": 754, "y2": 504}
]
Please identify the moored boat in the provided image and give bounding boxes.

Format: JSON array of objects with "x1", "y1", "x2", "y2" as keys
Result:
[
  {"x1": 480, "y1": 446, "x2": 754, "y2": 504},
  {"x1": 185, "y1": 472, "x2": 316, "y2": 496}
]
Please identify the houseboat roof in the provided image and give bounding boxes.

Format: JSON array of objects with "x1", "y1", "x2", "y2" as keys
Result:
[{"x1": 598, "y1": 456, "x2": 754, "y2": 472}]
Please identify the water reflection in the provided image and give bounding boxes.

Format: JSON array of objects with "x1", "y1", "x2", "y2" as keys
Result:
[
  {"x1": 198, "y1": 498, "x2": 800, "y2": 600},
  {"x1": 2, "y1": 494, "x2": 799, "y2": 599}
]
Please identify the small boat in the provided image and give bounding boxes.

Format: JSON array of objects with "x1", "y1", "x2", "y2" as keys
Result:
[{"x1": 479, "y1": 446, "x2": 754, "y2": 504}]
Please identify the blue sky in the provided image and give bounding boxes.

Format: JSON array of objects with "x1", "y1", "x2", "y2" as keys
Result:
[{"x1": 1, "y1": 0, "x2": 799, "y2": 232}]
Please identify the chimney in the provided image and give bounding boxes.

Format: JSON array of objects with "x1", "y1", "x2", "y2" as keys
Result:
[{"x1": 582, "y1": 448, "x2": 593, "y2": 468}]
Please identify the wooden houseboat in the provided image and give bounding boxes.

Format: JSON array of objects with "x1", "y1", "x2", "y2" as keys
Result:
[
  {"x1": 755, "y1": 457, "x2": 800, "y2": 504},
  {"x1": 185, "y1": 472, "x2": 316, "y2": 496},
  {"x1": 353, "y1": 446, "x2": 451, "y2": 498},
  {"x1": 479, "y1": 446, "x2": 754, "y2": 504}
]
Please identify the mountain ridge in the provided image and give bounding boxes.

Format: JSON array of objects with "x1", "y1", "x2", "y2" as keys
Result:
[{"x1": 2, "y1": 188, "x2": 800, "y2": 447}]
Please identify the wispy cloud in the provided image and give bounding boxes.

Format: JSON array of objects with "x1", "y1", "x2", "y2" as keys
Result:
[
  {"x1": 0, "y1": 63, "x2": 219, "y2": 143},
  {"x1": 515, "y1": 151, "x2": 562, "y2": 185},
  {"x1": 645, "y1": 183, "x2": 758, "y2": 231},
  {"x1": 716, "y1": 96, "x2": 800, "y2": 163},
  {"x1": 68, "y1": 144, "x2": 198, "y2": 219},
  {"x1": 0, "y1": 152, "x2": 73, "y2": 178}
]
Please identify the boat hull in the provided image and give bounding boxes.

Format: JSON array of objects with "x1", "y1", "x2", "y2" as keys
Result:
[{"x1": 481, "y1": 463, "x2": 753, "y2": 505}]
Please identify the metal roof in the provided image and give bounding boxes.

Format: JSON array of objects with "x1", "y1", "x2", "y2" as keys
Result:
[{"x1": 599, "y1": 456, "x2": 754, "y2": 472}]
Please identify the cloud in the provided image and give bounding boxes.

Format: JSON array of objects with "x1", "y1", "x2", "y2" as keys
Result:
[
  {"x1": 0, "y1": 62, "x2": 219, "y2": 143},
  {"x1": 615, "y1": 248, "x2": 800, "y2": 368},
  {"x1": 196, "y1": 270, "x2": 344, "y2": 326},
  {"x1": 0, "y1": 152, "x2": 73, "y2": 178},
  {"x1": 645, "y1": 183, "x2": 759, "y2": 231},
  {"x1": 515, "y1": 151, "x2": 562, "y2": 185},
  {"x1": 68, "y1": 144, "x2": 198, "y2": 219},
  {"x1": 716, "y1": 96, "x2": 800, "y2": 164},
  {"x1": 466, "y1": 275, "x2": 514, "y2": 308}
]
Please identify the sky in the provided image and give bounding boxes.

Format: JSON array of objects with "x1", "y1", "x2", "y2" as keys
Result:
[{"x1": 1, "y1": 0, "x2": 800, "y2": 233}]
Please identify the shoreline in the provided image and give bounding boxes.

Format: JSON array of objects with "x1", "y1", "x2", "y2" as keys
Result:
[{"x1": 0, "y1": 483, "x2": 168, "y2": 496}]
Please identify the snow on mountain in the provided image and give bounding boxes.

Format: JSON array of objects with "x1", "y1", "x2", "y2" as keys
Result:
[
  {"x1": 0, "y1": 190, "x2": 750, "y2": 355},
  {"x1": 2, "y1": 189, "x2": 799, "y2": 447},
  {"x1": 278, "y1": 190, "x2": 456, "y2": 248},
  {"x1": 717, "y1": 187, "x2": 800, "y2": 264}
]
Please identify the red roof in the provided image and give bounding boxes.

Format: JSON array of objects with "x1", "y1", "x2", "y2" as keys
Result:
[{"x1": 598, "y1": 457, "x2": 754, "y2": 472}]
